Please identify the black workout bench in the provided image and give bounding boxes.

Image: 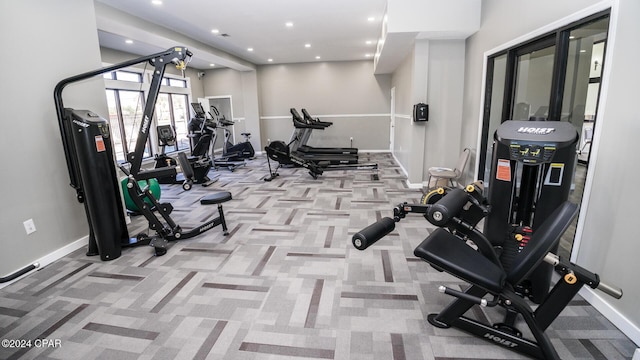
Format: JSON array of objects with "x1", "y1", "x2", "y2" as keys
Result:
[{"x1": 353, "y1": 187, "x2": 622, "y2": 360}]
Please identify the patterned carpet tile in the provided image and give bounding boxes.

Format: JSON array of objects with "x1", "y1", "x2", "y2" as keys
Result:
[{"x1": 0, "y1": 153, "x2": 636, "y2": 359}]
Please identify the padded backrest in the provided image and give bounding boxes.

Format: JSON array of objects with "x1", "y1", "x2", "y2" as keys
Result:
[
  {"x1": 506, "y1": 201, "x2": 579, "y2": 285},
  {"x1": 177, "y1": 152, "x2": 194, "y2": 179}
]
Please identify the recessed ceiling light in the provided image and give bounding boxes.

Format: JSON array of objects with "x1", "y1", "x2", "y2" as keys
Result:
[
  {"x1": 367, "y1": 17, "x2": 375, "y2": 22},
  {"x1": 569, "y1": 35, "x2": 576, "y2": 39},
  {"x1": 210, "y1": 63, "x2": 215, "y2": 67},
  {"x1": 366, "y1": 40, "x2": 373, "y2": 45},
  {"x1": 580, "y1": 49, "x2": 587, "y2": 53},
  {"x1": 268, "y1": 58, "x2": 273, "y2": 62},
  {"x1": 247, "y1": 48, "x2": 254, "y2": 52},
  {"x1": 125, "y1": 39, "x2": 133, "y2": 44},
  {"x1": 285, "y1": 22, "x2": 293, "y2": 27},
  {"x1": 315, "y1": 56, "x2": 321, "y2": 60},
  {"x1": 305, "y1": 44, "x2": 311, "y2": 48},
  {"x1": 151, "y1": 0, "x2": 162, "y2": 5},
  {"x1": 211, "y1": 29, "x2": 220, "y2": 34},
  {"x1": 365, "y1": 54, "x2": 372, "y2": 58}
]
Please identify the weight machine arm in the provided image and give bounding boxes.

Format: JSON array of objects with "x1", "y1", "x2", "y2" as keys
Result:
[
  {"x1": 354, "y1": 186, "x2": 501, "y2": 268},
  {"x1": 54, "y1": 47, "x2": 192, "y2": 196}
]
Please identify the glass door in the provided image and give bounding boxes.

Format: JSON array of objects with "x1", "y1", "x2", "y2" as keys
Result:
[
  {"x1": 477, "y1": 11, "x2": 610, "y2": 258},
  {"x1": 557, "y1": 16, "x2": 609, "y2": 257},
  {"x1": 511, "y1": 41, "x2": 556, "y2": 121},
  {"x1": 479, "y1": 53, "x2": 507, "y2": 183},
  {"x1": 561, "y1": 17, "x2": 609, "y2": 165}
]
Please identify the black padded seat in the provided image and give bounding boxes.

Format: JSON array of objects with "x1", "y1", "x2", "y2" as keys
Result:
[
  {"x1": 414, "y1": 228, "x2": 506, "y2": 294},
  {"x1": 200, "y1": 191, "x2": 232, "y2": 205}
]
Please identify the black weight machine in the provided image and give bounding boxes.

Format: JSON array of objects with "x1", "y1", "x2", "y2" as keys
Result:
[
  {"x1": 484, "y1": 120, "x2": 579, "y2": 303},
  {"x1": 54, "y1": 47, "x2": 232, "y2": 259},
  {"x1": 352, "y1": 185, "x2": 622, "y2": 360}
]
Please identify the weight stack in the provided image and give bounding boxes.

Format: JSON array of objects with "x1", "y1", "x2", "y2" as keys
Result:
[{"x1": 66, "y1": 109, "x2": 129, "y2": 260}]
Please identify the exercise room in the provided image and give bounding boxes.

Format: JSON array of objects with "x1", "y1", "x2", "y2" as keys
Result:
[{"x1": 1, "y1": 0, "x2": 639, "y2": 359}]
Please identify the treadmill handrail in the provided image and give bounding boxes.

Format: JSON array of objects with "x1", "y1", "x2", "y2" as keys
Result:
[{"x1": 302, "y1": 108, "x2": 332, "y2": 127}]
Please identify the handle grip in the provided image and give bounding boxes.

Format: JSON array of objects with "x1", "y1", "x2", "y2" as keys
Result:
[
  {"x1": 597, "y1": 280, "x2": 623, "y2": 299},
  {"x1": 352, "y1": 217, "x2": 395, "y2": 250}
]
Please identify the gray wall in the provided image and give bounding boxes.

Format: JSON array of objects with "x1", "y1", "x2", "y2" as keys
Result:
[
  {"x1": 422, "y1": 40, "x2": 466, "y2": 182},
  {"x1": 201, "y1": 68, "x2": 263, "y2": 152},
  {"x1": 391, "y1": 48, "x2": 414, "y2": 170},
  {"x1": 257, "y1": 61, "x2": 392, "y2": 151},
  {"x1": 462, "y1": 0, "x2": 639, "y2": 341},
  {"x1": 202, "y1": 68, "x2": 245, "y2": 119},
  {"x1": 391, "y1": 40, "x2": 466, "y2": 185},
  {"x1": 575, "y1": 0, "x2": 640, "y2": 338},
  {"x1": 0, "y1": 0, "x2": 108, "y2": 276}
]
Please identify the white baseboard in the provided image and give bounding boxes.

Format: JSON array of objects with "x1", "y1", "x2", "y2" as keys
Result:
[
  {"x1": 390, "y1": 152, "x2": 424, "y2": 189},
  {"x1": 580, "y1": 287, "x2": 640, "y2": 347},
  {"x1": 361, "y1": 149, "x2": 391, "y2": 153},
  {"x1": 0, "y1": 236, "x2": 87, "y2": 290}
]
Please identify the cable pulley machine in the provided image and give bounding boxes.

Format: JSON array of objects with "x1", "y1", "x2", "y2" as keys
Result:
[{"x1": 54, "y1": 47, "x2": 231, "y2": 260}]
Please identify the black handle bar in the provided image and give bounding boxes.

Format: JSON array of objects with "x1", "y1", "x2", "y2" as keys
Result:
[
  {"x1": 353, "y1": 187, "x2": 479, "y2": 251},
  {"x1": 352, "y1": 217, "x2": 396, "y2": 250}
]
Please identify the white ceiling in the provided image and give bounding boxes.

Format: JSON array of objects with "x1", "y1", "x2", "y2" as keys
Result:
[{"x1": 95, "y1": 0, "x2": 388, "y2": 70}]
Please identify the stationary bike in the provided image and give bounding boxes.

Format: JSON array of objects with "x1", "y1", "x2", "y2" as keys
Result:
[
  {"x1": 211, "y1": 107, "x2": 255, "y2": 161},
  {"x1": 353, "y1": 184, "x2": 622, "y2": 360}
]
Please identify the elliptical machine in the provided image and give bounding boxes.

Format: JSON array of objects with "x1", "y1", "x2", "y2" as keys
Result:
[
  {"x1": 153, "y1": 123, "x2": 217, "y2": 189},
  {"x1": 202, "y1": 105, "x2": 246, "y2": 171}
]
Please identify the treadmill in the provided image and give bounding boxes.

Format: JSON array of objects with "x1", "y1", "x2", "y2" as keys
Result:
[
  {"x1": 287, "y1": 110, "x2": 357, "y2": 165},
  {"x1": 292, "y1": 108, "x2": 358, "y2": 155}
]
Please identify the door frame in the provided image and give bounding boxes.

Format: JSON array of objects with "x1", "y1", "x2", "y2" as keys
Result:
[
  {"x1": 475, "y1": 8, "x2": 611, "y2": 182},
  {"x1": 390, "y1": 87, "x2": 396, "y2": 152}
]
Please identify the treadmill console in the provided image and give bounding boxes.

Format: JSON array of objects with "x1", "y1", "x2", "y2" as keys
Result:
[{"x1": 496, "y1": 121, "x2": 578, "y2": 165}]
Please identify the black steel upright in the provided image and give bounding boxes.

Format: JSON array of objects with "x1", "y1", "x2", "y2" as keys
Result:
[{"x1": 54, "y1": 47, "x2": 192, "y2": 261}]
